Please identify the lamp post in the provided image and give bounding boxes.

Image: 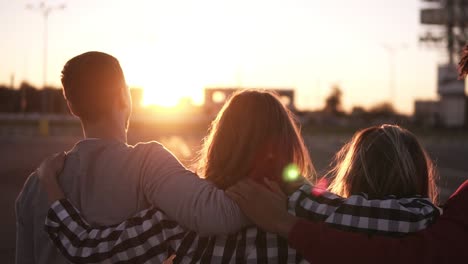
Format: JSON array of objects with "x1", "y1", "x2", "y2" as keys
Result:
[{"x1": 26, "y1": 1, "x2": 65, "y2": 112}]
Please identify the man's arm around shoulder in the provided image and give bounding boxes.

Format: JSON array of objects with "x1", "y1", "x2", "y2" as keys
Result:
[{"x1": 136, "y1": 141, "x2": 249, "y2": 236}]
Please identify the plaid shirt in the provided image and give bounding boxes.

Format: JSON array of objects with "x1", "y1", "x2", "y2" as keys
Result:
[{"x1": 45, "y1": 185, "x2": 440, "y2": 264}]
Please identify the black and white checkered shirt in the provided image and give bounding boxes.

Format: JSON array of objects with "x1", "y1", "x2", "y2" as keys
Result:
[{"x1": 45, "y1": 185, "x2": 440, "y2": 264}]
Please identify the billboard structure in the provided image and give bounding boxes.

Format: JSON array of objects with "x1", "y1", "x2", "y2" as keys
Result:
[
  {"x1": 419, "y1": 0, "x2": 467, "y2": 127},
  {"x1": 420, "y1": 0, "x2": 468, "y2": 64},
  {"x1": 437, "y1": 64, "x2": 466, "y2": 127},
  {"x1": 204, "y1": 88, "x2": 295, "y2": 117}
]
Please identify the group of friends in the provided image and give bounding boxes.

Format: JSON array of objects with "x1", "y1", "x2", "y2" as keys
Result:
[{"x1": 15, "y1": 49, "x2": 468, "y2": 264}]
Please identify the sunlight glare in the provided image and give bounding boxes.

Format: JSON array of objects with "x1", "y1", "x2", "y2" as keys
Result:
[{"x1": 120, "y1": 9, "x2": 243, "y2": 108}]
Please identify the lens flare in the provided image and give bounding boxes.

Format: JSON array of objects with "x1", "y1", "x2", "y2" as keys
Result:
[
  {"x1": 283, "y1": 163, "x2": 300, "y2": 182},
  {"x1": 311, "y1": 178, "x2": 329, "y2": 196}
]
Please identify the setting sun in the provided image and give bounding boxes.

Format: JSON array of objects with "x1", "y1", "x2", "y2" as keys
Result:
[
  {"x1": 116, "y1": 5, "x2": 250, "y2": 108},
  {"x1": 142, "y1": 89, "x2": 181, "y2": 107},
  {"x1": 121, "y1": 36, "x2": 241, "y2": 107}
]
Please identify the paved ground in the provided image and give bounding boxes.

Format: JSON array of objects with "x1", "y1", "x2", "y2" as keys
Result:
[{"x1": 2, "y1": 133, "x2": 467, "y2": 263}]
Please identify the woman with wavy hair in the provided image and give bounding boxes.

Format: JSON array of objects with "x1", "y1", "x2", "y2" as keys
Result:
[{"x1": 195, "y1": 89, "x2": 314, "y2": 192}]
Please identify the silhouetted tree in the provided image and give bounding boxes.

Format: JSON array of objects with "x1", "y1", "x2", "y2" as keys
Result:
[
  {"x1": 324, "y1": 85, "x2": 344, "y2": 116},
  {"x1": 0, "y1": 85, "x2": 21, "y2": 112},
  {"x1": 368, "y1": 102, "x2": 396, "y2": 117},
  {"x1": 351, "y1": 106, "x2": 366, "y2": 116},
  {"x1": 19, "y1": 82, "x2": 41, "y2": 112}
]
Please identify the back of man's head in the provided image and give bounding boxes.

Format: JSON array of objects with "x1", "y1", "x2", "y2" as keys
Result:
[{"x1": 61, "y1": 51, "x2": 127, "y2": 122}]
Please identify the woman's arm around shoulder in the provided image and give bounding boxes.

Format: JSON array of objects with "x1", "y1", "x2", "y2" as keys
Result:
[{"x1": 45, "y1": 199, "x2": 184, "y2": 263}]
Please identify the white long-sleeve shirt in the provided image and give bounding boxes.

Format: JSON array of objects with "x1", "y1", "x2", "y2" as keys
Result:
[{"x1": 16, "y1": 139, "x2": 248, "y2": 264}]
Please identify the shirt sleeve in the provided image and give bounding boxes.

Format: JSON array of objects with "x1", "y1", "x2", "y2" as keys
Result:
[
  {"x1": 44, "y1": 199, "x2": 184, "y2": 264},
  {"x1": 288, "y1": 180, "x2": 468, "y2": 264},
  {"x1": 294, "y1": 185, "x2": 440, "y2": 234},
  {"x1": 15, "y1": 174, "x2": 36, "y2": 264},
  {"x1": 137, "y1": 142, "x2": 249, "y2": 236}
]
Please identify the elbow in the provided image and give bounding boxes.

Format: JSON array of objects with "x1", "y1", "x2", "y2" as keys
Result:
[{"x1": 175, "y1": 184, "x2": 251, "y2": 236}]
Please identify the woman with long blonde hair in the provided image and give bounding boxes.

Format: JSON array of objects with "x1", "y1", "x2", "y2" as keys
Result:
[{"x1": 328, "y1": 124, "x2": 438, "y2": 202}]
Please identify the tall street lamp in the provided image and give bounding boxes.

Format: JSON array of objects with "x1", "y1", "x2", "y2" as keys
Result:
[{"x1": 26, "y1": 1, "x2": 65, "y2": 112}]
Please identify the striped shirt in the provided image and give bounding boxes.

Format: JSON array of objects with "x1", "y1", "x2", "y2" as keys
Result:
[{"x1": 45, "y1": 184, "x2": 441, "y2": 264}]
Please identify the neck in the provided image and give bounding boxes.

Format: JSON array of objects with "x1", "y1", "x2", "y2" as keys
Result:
[{"x1": 82, "y1": 119, "x2": 127, "y2": 143}]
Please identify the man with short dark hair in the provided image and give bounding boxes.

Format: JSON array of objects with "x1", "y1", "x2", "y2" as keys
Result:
[
  {"x1": 61, "y1": 52, "x2": 131, "y2": 124},
  {"x1": 15, "y1": 51, "x2": 248, "y2": 264}
]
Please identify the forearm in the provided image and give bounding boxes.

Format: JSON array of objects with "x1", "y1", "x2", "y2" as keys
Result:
[
  {"x1": 151, "y1": 174, "x2": 250, "y2": 236},
  {"x1": 143, "y1": 146, "x2": 250, "y2": 235},
  {"x1": 45, "y1": 200, "x2": 184, "y2": 263}
]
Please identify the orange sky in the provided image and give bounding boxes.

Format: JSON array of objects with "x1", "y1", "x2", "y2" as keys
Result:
[{"x1": 1, "y1": 0, "x2": 462, "y2": 113}]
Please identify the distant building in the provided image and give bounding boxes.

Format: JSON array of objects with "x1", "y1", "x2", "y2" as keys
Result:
[
  {"x1": 0, "y1": 84, "x2": 68, "y2": 114},
  {"x1": 204, "y1": 88, "x2": 295, "y2": 117},
  {"x1": 437, "y1": 65, "x2": 466, "y2": 127},
  {"x1": 414, "y1": 65, "x2": 467, "y2": 128},
  {"x1": 414, "y1": 100, "x2": 440, "y2": 126}
]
